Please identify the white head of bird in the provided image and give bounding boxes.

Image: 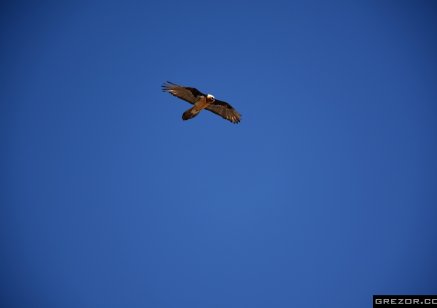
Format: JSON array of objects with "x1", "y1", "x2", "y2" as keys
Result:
[{"x1": 206, "y1": 94, "x2": 215, "y2": 102}]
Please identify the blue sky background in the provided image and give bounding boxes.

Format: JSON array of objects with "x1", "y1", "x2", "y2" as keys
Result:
[{"x1": 1, "y1": 1, "x2": 437, "y2": 307}]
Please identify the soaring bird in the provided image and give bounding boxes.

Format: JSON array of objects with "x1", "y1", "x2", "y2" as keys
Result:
[{"x1": 162, "y1": 81, "x2": 241, "y2": 124}]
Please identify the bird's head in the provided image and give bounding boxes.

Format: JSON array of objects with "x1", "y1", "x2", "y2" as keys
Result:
[{"x1": 207, "y1": 94, "x2": 215, "y2": 102}]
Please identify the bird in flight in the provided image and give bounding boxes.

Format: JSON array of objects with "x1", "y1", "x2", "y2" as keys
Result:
[{"x1": 162, "y1": 81, "x2": 241, "y2": 124}]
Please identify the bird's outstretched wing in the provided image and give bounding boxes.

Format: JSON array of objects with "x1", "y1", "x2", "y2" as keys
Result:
[
  {"x1": 162, "y1": 81, "x2": 205, "y2": 105},
  {"x1": 206, "y1": 100, "x2": 241, "y2": 124}
]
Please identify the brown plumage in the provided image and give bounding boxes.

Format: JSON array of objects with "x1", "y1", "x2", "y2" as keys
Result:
[{"x1": 162, "y1": 81, "x2": 241, "y2": 124}]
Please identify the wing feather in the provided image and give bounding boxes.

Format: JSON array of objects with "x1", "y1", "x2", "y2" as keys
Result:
[
  {"x1": 206, "y1": 99, "x2": 241, "y2": 124},
  {"x1": 162, "y1": 81, "x2": 205, "y2": 105}
]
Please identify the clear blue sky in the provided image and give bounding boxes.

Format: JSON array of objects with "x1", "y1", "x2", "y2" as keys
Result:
[{"x1": 1, "y1": 1, "x2": 436, "y2": 307}]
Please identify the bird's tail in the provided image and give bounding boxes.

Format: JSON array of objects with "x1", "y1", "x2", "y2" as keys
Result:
[{"x1": 182, "y1": 107, "x2": 200, "y2": 121}]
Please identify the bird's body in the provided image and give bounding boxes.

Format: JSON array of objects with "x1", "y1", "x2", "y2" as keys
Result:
[
  {"x1": 162, "y1": 82, "x2": 241, "y2": 124},
  {"x1": 182, "y1": 94, "x2": 215, "y2": 120}
]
